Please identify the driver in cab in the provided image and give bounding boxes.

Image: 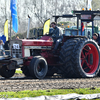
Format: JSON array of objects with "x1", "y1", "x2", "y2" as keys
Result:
[{"x1": 48, "y1": 22, "x2": 63, "y2": 54}]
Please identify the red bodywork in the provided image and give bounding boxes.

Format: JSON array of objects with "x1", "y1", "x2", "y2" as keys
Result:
[
  {"x1": 21, "y1": 36, "x2": 59, "y2": 66},
  {"x1": 22, "y1": 36, "x2": 53, "y2": 46}
]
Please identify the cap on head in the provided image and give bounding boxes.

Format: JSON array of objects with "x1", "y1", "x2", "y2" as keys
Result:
[{"x1": 93, "y1": 33, "x2": 98, "y2": 37}]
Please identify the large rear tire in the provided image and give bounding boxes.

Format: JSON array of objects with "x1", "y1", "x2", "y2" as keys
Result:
[
  {"x1": 59, "y1": 38, "x2": 100, "y2": 78},
  {"x1": 0, "y1": 65, "x2": 15, "y2": 78},
  {"x1": 46, "y1": 66, "x2": 57, "y2": 76},
  {"x1": 29, "y1": 56, "x2": 48, "y2": 79}
]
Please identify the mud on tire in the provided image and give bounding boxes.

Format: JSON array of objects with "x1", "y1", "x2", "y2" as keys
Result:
[{"x1": 59, "y1": 38, "x2": 100, "y2": 78}]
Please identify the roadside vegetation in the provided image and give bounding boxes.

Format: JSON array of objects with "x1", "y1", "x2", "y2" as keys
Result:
[
  {"x1": 0, "y1": 88, "x2": 100, "y2": 99},
  {"x1": 15, "y1": 69, "x2": 22, "y2": 74}
]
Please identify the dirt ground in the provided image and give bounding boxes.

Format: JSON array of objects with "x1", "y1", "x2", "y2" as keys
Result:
[{"x1": 0, "y1": 73, "x2": 100, "y2": 92}]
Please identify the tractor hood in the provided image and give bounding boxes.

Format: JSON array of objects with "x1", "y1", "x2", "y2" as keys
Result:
[
  {"x1": 22, "y1": 39, "x2": 53, "y2": 46},
  {"x1": 10, "y1": 36, "x2": 53, "y2": 47},
  {"x1": 22, "y1": 36, "x2": 53, "y2": 46}
]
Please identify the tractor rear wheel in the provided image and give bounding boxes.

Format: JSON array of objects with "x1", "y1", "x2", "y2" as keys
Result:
[
  {"x1": 0, "y1": 65, "x2": 15, "y2": 78},
  {"x1": 46, "y1": 66, "x2": 57, "y2": 76},
  {"x1": 59, "y1": 38, "x2": 100, "y2": 78},
  {"x1": 29, "y1": 56, "x2": 48, "y2": 79}
]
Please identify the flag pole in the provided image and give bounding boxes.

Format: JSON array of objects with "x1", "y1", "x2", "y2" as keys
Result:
[
  {"x1": 10, "y1": 0, "x2": 12, "y2": 40},
  {"x1": 9, "y1": 13, "x2": 12, "y2": 57},
  {"x1": 85, "y1": 0, "x2": 88, "y2": 10},
  {"x1": 5, "y1": 0, "x2": 7, "y2": 20},
  {"x1": 27, "y1": 15, "x2": 31, "y2": 39},
  {"x1": 10, "y1": 13, "x2": 12, "y2": 39}
]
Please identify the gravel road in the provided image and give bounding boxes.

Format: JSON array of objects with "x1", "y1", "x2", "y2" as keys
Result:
[{"x1": 0, "y1": 73, "x2": 100, "y2": 92}]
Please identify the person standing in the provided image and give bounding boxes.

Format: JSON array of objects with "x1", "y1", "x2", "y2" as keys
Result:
[
  {"x1": 16, "y1": 36, "x2": 19, "y2": 39},
  {"x1": 0, "y1": 40, "x2": 5, "y2": 56},
  {"x1": 3, "y1": 37, "x2": 10, "y2": 55}
]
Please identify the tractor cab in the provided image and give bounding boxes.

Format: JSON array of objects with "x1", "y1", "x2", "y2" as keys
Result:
[
  {"x1": 64, "y1": 28, "x2": 80, "y2": 36},
  {"x1": 64, "y1": 26, "x2": 94, "y2": 38},
  {"x1": 53, "y1": 10, "x2": 100, "y2": 39},
  {"x1": 72, "y1": 10, "x2": 100, "y2": 38}
]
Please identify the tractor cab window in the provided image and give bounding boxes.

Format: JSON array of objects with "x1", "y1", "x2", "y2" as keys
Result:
[
  {"x1": 65, "y1": 30, "x2": 71, "y2": 36},
  {"x1": 71, "y1": 30, "x2": 78, "y2": 36},
  {"x1": 64, "y1": 29, "x2": 78, "y2": 36},
  {"x1": 84, "y1": 28, "x2": 92, "y2": 38}
]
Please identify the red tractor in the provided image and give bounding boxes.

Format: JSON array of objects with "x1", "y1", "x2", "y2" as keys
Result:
[{"x1": 0, "y1": 10, "x2": 100, "y2": 79}]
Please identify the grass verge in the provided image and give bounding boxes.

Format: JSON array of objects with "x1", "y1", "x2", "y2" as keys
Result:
[{"x1": 0, "y1": 88, "x2": 100, "y2": 99}]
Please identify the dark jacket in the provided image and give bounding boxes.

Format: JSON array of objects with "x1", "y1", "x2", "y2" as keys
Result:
[
  {"x1": 49, "y1": 26, "x2": 63, "y2": 42},
  {"x1": 4, "y1": 41, "x2": 10, "y2": 50},
  {"x1": 95, "y1": 34, "x2": 100, "y2": 46}
]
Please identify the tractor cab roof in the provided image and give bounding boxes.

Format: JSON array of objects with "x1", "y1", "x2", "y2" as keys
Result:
[
  {"x1": 73, "y1": 10, "x2": 100, "y2": 16},
  {"x1": 72, "y1": 10, "x2": 100, "y2": 22},
  {"x1": 53, "y1": 10, "x2": 100, "y2": 22},
  {"x1": 53, "y1": 14, "x2": 76, "y2": 23},
  {"x1": 53, "y1": 10, "x2": 100, "y2": 36}
]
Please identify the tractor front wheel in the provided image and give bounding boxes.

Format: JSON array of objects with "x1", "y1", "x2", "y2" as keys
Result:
[
  {"x1": 29, "y1": 56, "x2": 48, "y2": 79},
  {"x1": 0, "y1": 65, "x2": 15, "y2": 78},
  {"x1": 59, "y1": 38, "x2": 100, "y2": 78}
]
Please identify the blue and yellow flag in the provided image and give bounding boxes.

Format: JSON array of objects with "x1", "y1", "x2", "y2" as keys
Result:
[
  {"x1": 10, "y1": 0, "x2": 18, "y2": 33},
  {"x1": 4, "y1": 20, "x2": 8, "y2": 41},
  {"x1": 43, "y1": 19, "x2": 50, "y2": 35}
]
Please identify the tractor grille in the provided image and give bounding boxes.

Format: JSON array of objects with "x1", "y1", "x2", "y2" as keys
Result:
[
  {"x1": 10, "y1": 40, "x2": 22, "y2": 58},
  {"x1": 11, "y1": 46, "x2": 22, "y2": 58}
]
